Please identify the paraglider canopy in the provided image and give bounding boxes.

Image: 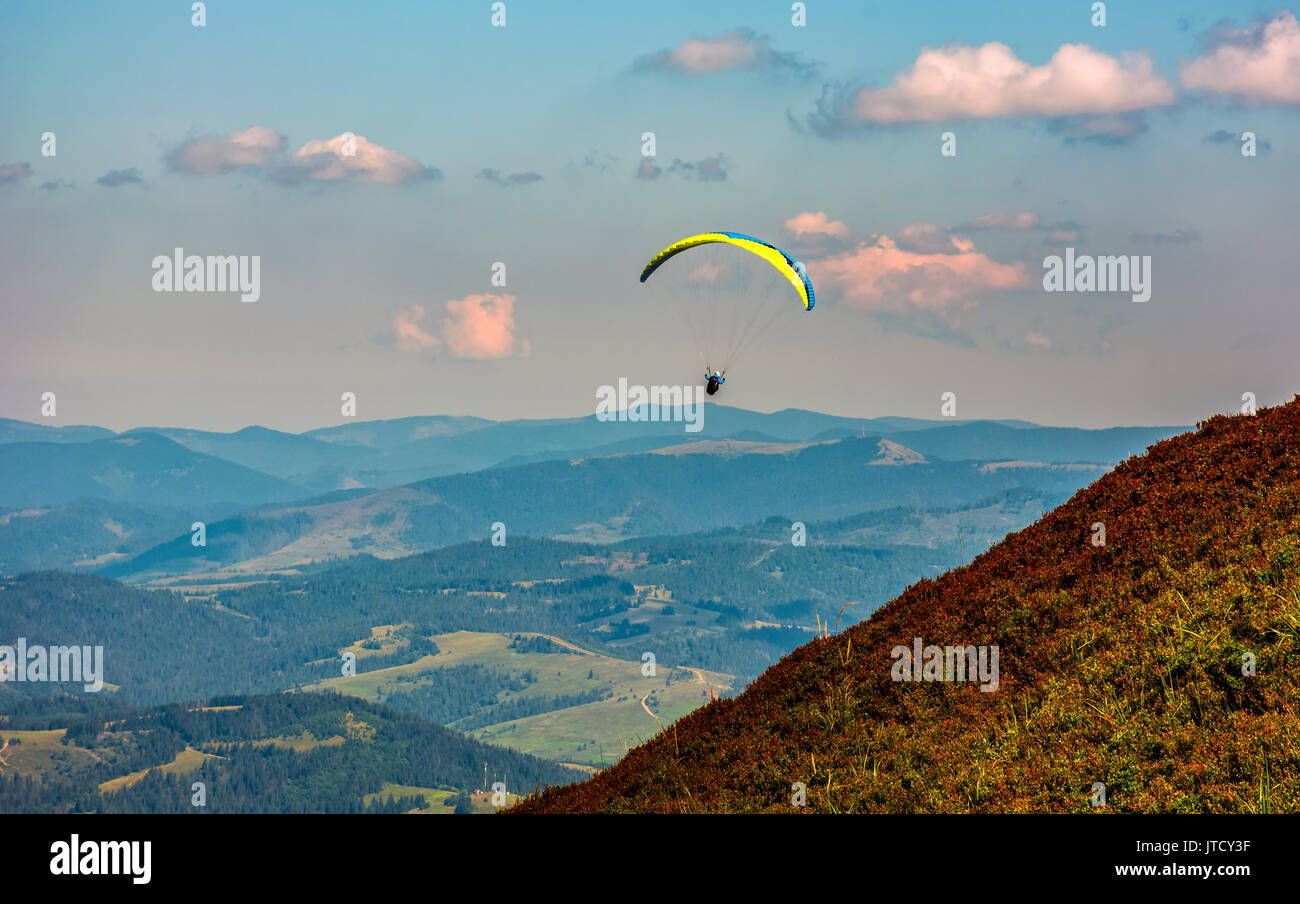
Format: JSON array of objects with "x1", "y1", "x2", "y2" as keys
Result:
[
  {"x1": 639, "y1": 232, "x2": 814, "y2": 310},
  {"x1": 639, "y1": 231, "x2": 815, "y2": 377}
]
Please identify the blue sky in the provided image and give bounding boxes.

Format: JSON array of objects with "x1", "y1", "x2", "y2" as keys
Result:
[{"x1": 1, "y1": 0, "x2": 1297, "y2": 431}]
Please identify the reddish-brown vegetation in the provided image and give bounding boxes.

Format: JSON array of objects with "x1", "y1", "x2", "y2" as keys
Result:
[{"x1": 514, "y1": 399, "x2": 1300, "y2": 812}]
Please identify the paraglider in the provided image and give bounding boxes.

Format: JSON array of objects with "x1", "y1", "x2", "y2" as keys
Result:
[{"x1": 640, "y1": 231, "x2": 814, "y2": 389}]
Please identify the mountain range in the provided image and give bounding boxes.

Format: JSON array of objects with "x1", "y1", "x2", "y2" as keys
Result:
[{"x1": 0, "y1": 408, "x2": 1184, "y2": 576}]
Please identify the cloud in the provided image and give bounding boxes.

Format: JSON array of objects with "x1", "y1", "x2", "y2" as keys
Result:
[
  {"x1": 784, "y1": 211, "x2": 850, "y2": 238},
  {"x1": 1045, "y1": 228, "x2": 1080, "y2": 244},
  {"x1": 959, "y1": 211, "x2": 1083, "y2": 243},
  {"x1": 39, "y1": 180, "x2": 75, "y2": 191},
  {"x1": 576, "y1": 150, "x2": 617, "y2": 174},
  {"x1": 1181, "y1": 11, "x2": 1300, "y2": 104},
  {"x1": 166, "y1": 126, "x2": 286, "y2": 174},
  {"x1": 1045, "y1": 111, "x2": 1150, "y2": 145},
  {"x1": 478, "y1": 168, "x2": 543, "y2": 187},
  {"x1": 686, "y1": 261, "x2": 728, "y2": 284},
  {"x1": 442, "y1": 293, "x2": 527, "y2": 359},
  {"x1": 667, "y1": 153, "x2": 728, "y2": 181},
  {"x1": 633, "y1": 28, "x2": 813, "y2": 75},
  {"x1": 969, "y1": 211, "x2": 1040, "y2": 230},
  {"x1": 165, "y1": 128, "x2": 439, "y2": 185},
  {"x1": 636, "y1": 158, "x2": 663, "y2": 180},
  {"x1": 1204, "y1": 128, "x2": 1272, "y2": 150},
  {"x1": 808, "y1": 227, "x2": 1029, "y2": 315},
  {"x1": 393, "y1": 295, "x2": 528, "y2": 359},
  {"x1": 0, "y1": 162, "x2": 33, "y2": 184},
  {"x1": 96, "y1": 168, "x2": 143, "y2": 187},
  {"x1": 1024, "y1": 331, "x2": 1052, "y2": 349},
  {"x1": 273, "y1": 133, "x2": 440, "y2": 184},
  {"x1": 805, "y1": 42, "x2": 1175, "y2": 131},
  {"x1": 393, "y1": 305, "x2": 440, "y2": 353},
  {"x1": 876, "y1": 311, "x2": 976, "y2": 347},
  {"x1": 894, "y1": 222, "x2": 972, "y2": 255},
  {"x1": 635, "y1": 154, "x2": 727, "y2": 181},
  {"x1": 1128, "y1": 228, "x2": 1202, "y2": 245}
]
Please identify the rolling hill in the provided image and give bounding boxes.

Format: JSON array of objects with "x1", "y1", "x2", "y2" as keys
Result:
[
  {"x1": 0, "y1": 498, "x2": 186, "y2": 573},
  {"x1": 512, "y1": 399, "x2": 1300, "y2": 813},
  {"x1": 0, "y1": 408, "x2": 1182, "y2": 496},
  {"x1": 0, "y1": 433, "x2": 309, "y2": 509},
  {"x1": 99, "y1": 436, "x2": 1116, "y2": 579},
  {"x1": 0, "y1": 691, "x2": 581, "y2": 813},
  {"x1": 0, "y1": 407, "x2": 1184, "y2": 579},
  {"x1": 0, "y1": 418, "x2": 115, "y2": 444}
]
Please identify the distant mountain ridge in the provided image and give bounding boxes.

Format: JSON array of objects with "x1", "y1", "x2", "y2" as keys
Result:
[
  {"x1": 1, "y1": 407, "x2": 1180, "y2": 492},
  {"x1": 101, "y1": 434, "x2": 1120, "y2": 579},
  {"x1": 0, "y1": 433, "x2": 306, "y2": 509},
  {"x1": 0, "y1": 408, "x2": 1186, "y2": 576}
]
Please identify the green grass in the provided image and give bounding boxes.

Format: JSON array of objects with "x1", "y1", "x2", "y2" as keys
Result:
[
  {"x1": 0, "y1": 729, "x2": 101, "y2": 779},
  {"x1": 302, "y1": 630, "x2": 730, "y2": 766},
  {"x1": 362, "y1": 783, "x2": 457, "y2": 814},
  {"x1": 98, "y1": 746, "x2": 221, "y2": 793}
]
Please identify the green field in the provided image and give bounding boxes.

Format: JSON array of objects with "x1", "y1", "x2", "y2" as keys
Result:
[
  {"x1": 360, "y1": 784, "x2": 524, "y2": 814},
  {"x1": 362, "y1": 782, "x2": 457, "y2": 814},
  {"x1": 0, "y1": 729, "x2": 101, "y2": 780},
  {"x1": 303, "y1": 630, "x2": 731, "y2": 766},
  {"x1": 99, "y1": 745, "x2": 222, "y2": 793}
]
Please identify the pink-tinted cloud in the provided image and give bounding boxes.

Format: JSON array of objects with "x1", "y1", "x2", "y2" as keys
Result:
[
  {"x1": 896, "y1": 222, "x2": 973, "y2": 254},
  {"x1": 1181, "y1": 11, "x2": 1300, "y2": 104},
  {"x1": 687, "y1": 261, "x2": 727, "y2": 284},
  {"x1": 972, "y1": 211, "x2": 1040, "y2": 230},
  {"x1": 784, "y1": 211, "x2": 851, "y2": 238},
  {"x1": 442, "y1": 293, "x2": 527, "y2": 359},
  {"x1": 1025, "y1": 331, "x2": 1052, "y2": 349},
  {"x1": 634, "y1": 28, "x2": 811, "y2": 74},
  {"x1": 166, "y1": 126, "x2": 286, "y2": 174},
  {"x1": 278, "y1": 133, "x2": 439, "y2": 184},
  {"x1": 393, "y1": 305, "x2": 440, "y2": 352},
  {"x1": 0, "y1": 162, "x2": 32, "y2": 184},
  {"x1": 848, "y1": 42, "x2": 1176, "y2": 123},
  {"x1": 809, "y1": 230, "x2": 1028, "y2": 313}
]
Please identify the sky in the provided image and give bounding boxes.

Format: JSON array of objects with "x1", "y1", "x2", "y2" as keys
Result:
[{"x1": 1, "y1": 0, "x2": 1297, "y2": 432}]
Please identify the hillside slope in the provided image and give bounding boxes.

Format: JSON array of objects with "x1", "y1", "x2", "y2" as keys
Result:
[
  {"x1": 513, "y1": 401, "x2": 1300, "y2": 813},
  {"x1": 0, "y1": 691, "x2": 582, "y2": 813},
  {"x1": 0, "y1": 433, "x2": 308, "y2": 508}
]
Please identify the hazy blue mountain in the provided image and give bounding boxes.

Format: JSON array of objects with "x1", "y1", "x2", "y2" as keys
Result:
[
  {"x1": 0, "y1": 498, "x2": 189, "y2": 574},
  {"x1": 303, "y1": 415, "x2": 497, "y2": 448},
  {"x1": 322, "y1": 407, "x2": 1056, "y2": 483},
  {"x1": 883, "y1": 421, "x2": 1180, "y2": 463},
  {"x1": 853, "y1": 415, "x2": 1042, "y2": 432},
  {"x1": 0, "y1": 418, "x2": 116, "y2": 444},
  {"x1": 100, "y1": 435, "x2": 1122, "y2": 579},
  {"x1": 0, "y1": 433, "x2": 309, "y2": 509},
  {"x1": 0, "y1": 410, "x2": 1186, "y2": 499},
  {"x1": 122, "y1": 425, "x2": 374, "y2": 486},
  {"x1": 0, "y1": 410, "x2": 1188, "y2": 573}
]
